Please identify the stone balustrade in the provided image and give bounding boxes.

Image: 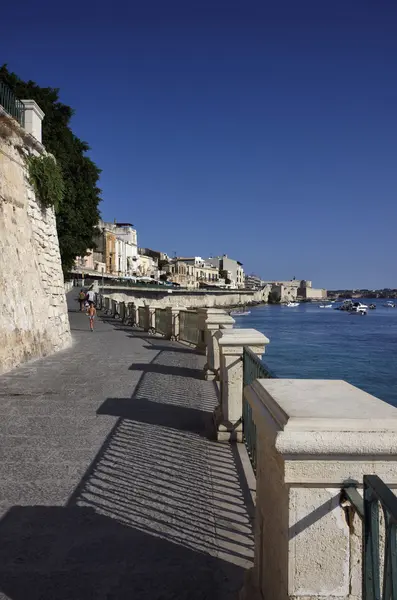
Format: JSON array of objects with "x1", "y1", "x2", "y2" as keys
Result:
[
  {"x1": 96, "y1": 293, "x2": 397, "y2": 599},
  {"x1": 240, "y1": 378, "x2": 397, "y2": 600}
]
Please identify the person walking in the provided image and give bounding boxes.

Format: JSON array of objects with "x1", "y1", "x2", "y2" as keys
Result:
[
  {"x1": 78, "y1": 290, "x2": 86, "y2": 312},
  {"x1": 86, "y1": 288, "x2": 96, "y2": 306},
  {"x1": 87, "y1": 303, "x2": 96, "y2": 332}
]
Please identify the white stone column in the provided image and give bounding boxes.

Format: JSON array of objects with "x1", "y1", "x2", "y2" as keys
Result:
[
  {"x1": 145, "y1": 305, "x2": 156, "y2": 332},
  {"x1": 241, "y1": 378, "x2": 397, "y2": 600},
  {"x1": 204, "y1": 312, "x2": 235, "y2": 381},
  {"x1": 197, "y1": 308, "x2": 224, "y2": 354},
  {"x1": 21, "y1": 100, "x2": 45, "y2": 143},
  {"x1": 216, "y1": 328, "x2": 269, "y2": 442}
]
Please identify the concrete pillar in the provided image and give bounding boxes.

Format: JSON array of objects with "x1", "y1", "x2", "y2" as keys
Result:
[
  {"x1": 21, "y1": 100, "x2": 45, "y2": 143},
  {"x1": 216, "y1": 328, "x2": 269, "y2": 442},
  {"x1": 197, "y1": 308, "x2": 226, "y2": 354},
  {"x1": 241, "y1": 379, "x2": 397, "y2": 600},
  {"x1": 204, "y1": 312, "x2": 235, "y2": 381},
  {"x1": 145, "y1": 305, "x2": 156, "y2": 333}
]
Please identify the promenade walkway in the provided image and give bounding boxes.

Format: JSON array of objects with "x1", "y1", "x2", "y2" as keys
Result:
[{"x1": 0, "y1": 294, "x2": 254, "y2": 599}]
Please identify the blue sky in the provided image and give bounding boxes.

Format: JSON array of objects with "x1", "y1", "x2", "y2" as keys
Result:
[{"x1": 1, "y1": 1, "x2": 396, "y2": 288}]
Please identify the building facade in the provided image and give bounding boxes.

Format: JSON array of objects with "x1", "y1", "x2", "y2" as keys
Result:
[
  {"x1": 205, "y1": 255, "x2": 245, "y2": 289},
  {"x1": 75, "y1": 220, "x2": 139, "y2": 277},
  {"x1": 245, "y1": 274, "x2": 263, "y2": 289},
  {"x1": 165, "y1": 257, "x2": 220, "y2": 288}
]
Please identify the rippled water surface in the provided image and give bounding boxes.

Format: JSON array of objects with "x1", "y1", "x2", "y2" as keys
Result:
[{"x1": 234, "y1": 299, "x2": 397, "y2": 406}]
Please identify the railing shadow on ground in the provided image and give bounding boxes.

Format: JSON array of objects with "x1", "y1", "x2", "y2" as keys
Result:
[
  {"x1": 0, "y1": 502, "x2": 245, "y2": 600},
  {"x1": 0, "y1": 309, "x2": 254, "y2": 599}
]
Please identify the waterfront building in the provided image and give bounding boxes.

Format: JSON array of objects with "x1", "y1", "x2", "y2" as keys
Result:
[
  {"x1": 297, "y1": 280, "x2": 327, "y2": 300},
  {"x1": 245, "y1": 274, "x2": 263, "y2": 289},
  {"x1": 205, "y1": 255, "x2": 245, "y2": 289},
  {"x1": 75, "y1": 220, "x2": 139, "y2": 277},
  {"x1": 262, "y1": 279, "x2": 327, "y2": 302},
  {"x1": 165, "y1": 257, "x2": 219, "y2": 288},
  {"x1": 136, "y1": 249, "x2": 160, "y2": 279}
]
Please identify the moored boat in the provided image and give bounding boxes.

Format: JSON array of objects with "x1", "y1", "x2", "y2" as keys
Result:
[
  {"x1": 286, "y1": 302, "x2": 299, "y2": 307},
  {"x1": 350, "y1": 302, "x2": 368, "y2": 315}
]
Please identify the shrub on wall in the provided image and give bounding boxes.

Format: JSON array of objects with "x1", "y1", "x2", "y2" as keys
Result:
[{"x1": 27, "y1": 154, "x2": 65, "y2": 211}]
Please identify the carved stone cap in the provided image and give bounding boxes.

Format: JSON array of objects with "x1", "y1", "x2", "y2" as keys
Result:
[
  {"x1": 218, "y1": 328, "x2": 269, "y2": 348},
  {"x1": 251, "y1": 379, "x2": 397, "y2": 433},
  {"x1": 205, "y1": 314, "x2": 235, "y2": 328}
]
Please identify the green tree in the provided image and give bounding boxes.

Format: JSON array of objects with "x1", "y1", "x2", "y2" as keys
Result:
[{"x1": 0, "y1": 65, "x2": 101, "y2": 272}]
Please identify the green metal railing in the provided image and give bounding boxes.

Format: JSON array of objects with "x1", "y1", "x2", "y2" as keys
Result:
[
  {"x1": 343, "y1": 475, "x2": 397, "y2": 600},
  {"x1": 0, "y1": 81, "x2": 25, "y2": 126},
  {"x1": 179, "y1": 310, "x2": 199, "y2": 345},
  {"x1": 155, "y1": 308, "x2": 170, "y2": 336},
  {"x1": 127, "y1": 302, "x2": 135, "y2": 325},
  {"x1": 242, "y1": 347, "x2": 275, "y2": 474},
  {"x1": 118, "y1": 301, "x2": 126, "y2": 321},
  {"x1": 138, "y1": 307, "x2": 146, "y2": 328}
]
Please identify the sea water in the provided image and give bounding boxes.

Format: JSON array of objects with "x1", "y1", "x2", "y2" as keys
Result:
[{"x1": 234, "y1": 299, "x2": 397, "y2": 406}]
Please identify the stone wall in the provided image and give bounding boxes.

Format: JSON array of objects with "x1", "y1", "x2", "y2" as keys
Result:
[
  {"x1": 102, "y1": 285, "x2": 272, "y2": 309},
  {"x1": 0, "y1": 113, "x2": 71, "y2": 374}
]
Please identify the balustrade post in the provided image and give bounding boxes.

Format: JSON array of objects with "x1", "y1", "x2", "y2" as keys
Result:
[
  {"x1": 144, "y1": 305, "x2": 156, "y2": 333},
  {"x1": 240, "y1": 379, "x2": 397, "y2": 600},
  {"x1": 196, "y1": 308, "x2": 227, "y2": 354},
  {"x1": 204, "y1": 312, "x2": 235, "y2": 381},
  {"x1": 215, "y1": 328, "x2": 269, "y2": 442}
]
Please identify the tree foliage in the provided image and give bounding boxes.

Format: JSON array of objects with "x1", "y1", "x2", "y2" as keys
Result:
[{"x1": 0, "y1": 65, "x2": 101, "y2": 272}]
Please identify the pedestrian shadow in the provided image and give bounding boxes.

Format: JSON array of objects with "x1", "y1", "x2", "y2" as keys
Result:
[{"x1": 0, "y1": 503, "x2": 245, "y2": 600}]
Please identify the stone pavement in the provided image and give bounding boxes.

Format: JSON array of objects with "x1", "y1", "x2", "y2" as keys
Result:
[{"x1": 0, "y1": 293, "x2": 254, "y2": 599}]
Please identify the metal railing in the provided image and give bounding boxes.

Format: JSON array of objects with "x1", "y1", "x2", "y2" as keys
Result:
[
  {"x1": 242, "y1": 347, "x2": 275, "y2": 473},
  {"x1": 119, "y1": 301, "x2": 126, "y2": 321},
  {"x1": 138, "y1": 307, "x2": 146, "y2": 328},
  {"x1": 342, "y1": 475, "x2": 397, "y2": 600},
  {"x1": 103, "y1": 297, "x2": 110, "y2": 313},
  {"x1": 155, "y1": 308, "x2": 170, "y2": 336},
  {"x1": 179, "y1": 310, "x2": 199, "y2": 345},
  {"x1": 111, "y1": 299, "x2": 118, "y2": 318},
  {"x1": 127, "y1": 302, "x2": 135, "y2": 325},
  {"x1": 0, "y1": 81, "x2": 25, "y2": 126}
]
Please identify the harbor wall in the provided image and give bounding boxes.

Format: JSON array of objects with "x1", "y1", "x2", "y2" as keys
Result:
[{"x1": 100, "y1": 285, "x2": 272, "y2": 309}]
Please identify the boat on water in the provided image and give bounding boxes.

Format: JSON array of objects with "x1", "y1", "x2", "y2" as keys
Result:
[
  {"x1": 350, "y1": 302, "x2": 368, "y2": 315},
  {"x1": 286, "y1": 302, "x2": 299, "y2": 307},
  {"x1": 319, "y1": 304, "x2": 333, "y2": 308},
  {"x1": 384, "y1": 301, "x2": 396, "y2": 308},
  {"x1": 335, "y1": 300, "x2": 368, "y2": 314},
  {"x1": 369, "y1": 304, "x2": 376, "y2": 310},
  {"x1": 230, "y1": 310, "x2": 251, "y2": 316},
  {"x1": 335, "y1": 300, "x2": 354, "y2": 311}
]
